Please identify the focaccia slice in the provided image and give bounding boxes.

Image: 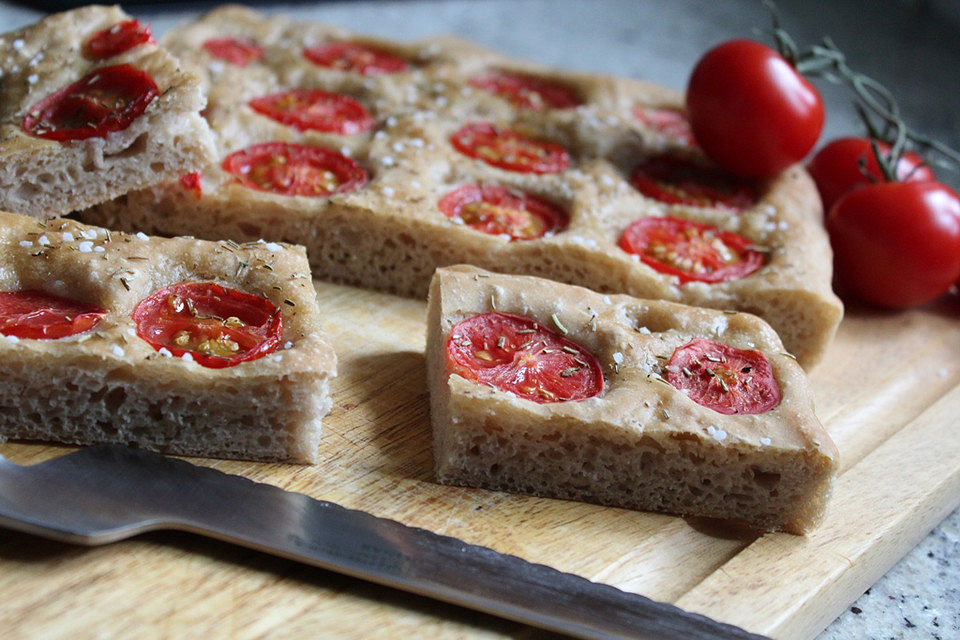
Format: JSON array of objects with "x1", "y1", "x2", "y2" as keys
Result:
[
  {"x1": 0, "y1": 5, "x2": 216, "y2": 218},
  {"x1": 0, "y1": 211, "x2": 334, "y2": 463},
  {"x1": 426, "y1": 265, "x2": 838, "y2": 533},
  {"x1": 79, "y1": 5, "x2": 841, "y2": 367}
]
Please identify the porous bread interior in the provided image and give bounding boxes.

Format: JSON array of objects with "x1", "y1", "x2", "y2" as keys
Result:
[
  {"x1": 425, "y1": 266, "x2": 838, "y2": 533},
  {"x1": 79, "y1": 4, "x2": 842, "y2": 368},
  {"x1": 0, "y1": 352, "x2": 330, "y2": 463},
  {"x1": 0, "y1": 5, "x2": 216, "y2": 218}
]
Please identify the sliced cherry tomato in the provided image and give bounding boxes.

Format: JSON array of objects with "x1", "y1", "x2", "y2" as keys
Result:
[
  {"x1": 83, "y1": 20, "x2": 155, "y2": 60},
  {"x1": 447, "y1": 312, "x2": 603, "y2": 404},
  {"x1": 22, "y1": 64, "x2": 158, "y2": 142},
  {"x1": 619, "y1": 216, "x2": 765, "y2": 284},
  {"x1": 808, "y1": 137, "x2": 936, "y2": 213},
  {"x1": 630, "y1": 154, "x2": 757, "y2": 211},
  {"x1": 0, "y1": 290, "x2": 106, "y2": 340},
  {"x1": 222, "y1": 142, "x2": 367, "y2": 197},
  {"x1": 248, "y1": 89, "x2": 373, "y2": 135},
  {"x1": 826, "y1": 181, "x2": 960, "y2": 309},
  {"x1": 666, "y1": 338, "x2": 780, "y2": 415},
  {"x1": 686, "y1": 40, "x2": 824, "y2": 178},
  {"x1": 450, "y1": 123, "x2": 569, "y2": 174},
  {"x1": 179, "y1": 171, "x2": 202, "y2": 198},
  {"x1": 202, "y1": 38, "x2": 264, "y2": 67},
  {"x1": 634, "y1": 107, "x2": 696, "y2": 146},
  {"x1": 438, "y1": 184, "x2": 568, "y2": 241},
  {"x1": 303, "y1": 42, "x2": 408, "y2": 75},
  {"x1": 133, "y1": 282, "x2": 282, "y2": 369},
  {"x1": 469, "y1": 71, "x2": 581, "y2": 111}
]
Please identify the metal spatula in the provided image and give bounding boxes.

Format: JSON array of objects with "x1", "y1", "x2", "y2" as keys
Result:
[{"x1": 0, "y1": 444, "x2": 766, "y2": 640}]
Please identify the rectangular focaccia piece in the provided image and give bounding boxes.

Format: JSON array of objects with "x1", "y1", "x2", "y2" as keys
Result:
[
  {"x1": 426, "y1": 266, "x2": 838, "y2": 533},
  {"x1": 0, "y1": 5, "x2": 216, "y2": 218},
  {"x1": 79, "y1": 5, "x2": 841, "y2": 368},
  {"x1": 0, "y1": 211, "x2": 335, "y2": 463}
]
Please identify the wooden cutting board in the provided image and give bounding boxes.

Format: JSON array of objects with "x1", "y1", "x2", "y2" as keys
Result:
[{"x1": 1, "y1": 280, "x2": 959, "y2": 640}]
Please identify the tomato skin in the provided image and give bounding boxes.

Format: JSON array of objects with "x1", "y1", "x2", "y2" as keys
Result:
[
  {"x1": 248, "y1": 89, "x2": 373, "y2": 135},
  {"x1": 634, "y1": 107, "x2": 696, "y2": 146},
  {"x1": 202, "y1": 38, "x2": 264, "y2": 67},
  {"x1": 179, "y1": 171, "x2": 202, "y2": 198},
  {"x1": 21, "y1": 64, "x2": 158, "y2": 142},
  {"x1": 619, "y1": 216, "x2": 765, "y2": 284},
  {"x1": 438, "y1": 184, "x2": 568, "y2": 241},
  {"x1": 83, "y1": 20, "x2": 154, "y2": 60},
  {"x1": 630, "y1": 154, "x2": 757, "y2": 211},
  {"x1": 807, "y1": 137, "x2": 935, "y2": 213},
  {"x1": 686, "y1": 39, "x2": 824, "y2": 178},
  {"x1": 222, "y1": 142, "x2": 367, "y2": 197},
  {"x1": 666, "y1": 338, "x2": 781, "y2": 415},
  {"x1": 446, "y1": 312, "x2": 603, "y2": 404},
  {"x1": 0, "y1": 290, "x2": 106, "y2": 339},
  {"x1": 303, "y1": 42, "x2": 408, "y2": 75},
  {"x1": 132, "y1": 282, "x2": 283, "y2": 369},
  {"x1": 450, "y1": 122, "x2": 570, "y2": 174},
  {"x1": 827, "y1": 181, "x2": 960, "y2": 309},
  {"x1": 469, "y1": 71, "x2": 581, "y2": 111}
]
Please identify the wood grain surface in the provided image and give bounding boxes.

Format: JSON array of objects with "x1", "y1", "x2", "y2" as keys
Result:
[{"x1": 1, "y1": 280, "x2": 959, "y2": 640}]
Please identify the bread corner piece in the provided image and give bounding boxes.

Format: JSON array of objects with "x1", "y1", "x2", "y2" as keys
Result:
[
  {"x1": 426, "y1": 266, "x2": 838, "y2": 534},
  {"x1": 0, "y1": 211, "x2": 335, "y2": 463},
  {"x1": 0, "y1": 6, "x2": 216, "y2": 219}
]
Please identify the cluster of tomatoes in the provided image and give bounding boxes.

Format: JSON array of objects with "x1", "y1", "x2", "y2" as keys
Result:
[{"x1": 686, "y1": 40, "x2": 960, "y2": 310}]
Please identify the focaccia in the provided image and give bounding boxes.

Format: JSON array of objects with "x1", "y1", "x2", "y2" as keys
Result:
[
  {"x1": 79, "y1": 4, "x2": 842, "y2": 367},
  {"x1": 0, "y1": 5, "x2": 216, "y2": 218},
  {"x1": 0, "y1": 210, "x2": 335, "y2": 463},
  {"x1": 425, "y1": 265, "x2": 838, "y2": 533}
]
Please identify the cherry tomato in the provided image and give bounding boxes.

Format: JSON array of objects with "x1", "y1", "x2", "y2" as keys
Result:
[
  {"x1": 179, "y1": 171, "x2": 202, "y2": 198},
  {"x1": 133, "y1": 281, "x2": 282, "y2": 369},
  {"x1": 202, "y1": 38, "x2": 264, "y2": 67},
  {"x1": 634, "y1": 107, "x2": 696, "y2": 146},
  {"x1": 248, "y1": 89, "x2": 373, "y2": 135},
  {"x1": 807, "y1": 137, "x2": 936, "y2": 213},
  {"x1": 630, "y1": 154, "x2": 757, "y2": 211},
  {"x1": 686, "y1": 40, "x2": 824, "y2": 178},
  {"x1": 447, "y1": 312, "x2": 603, "y2": 404},
  {"x1": 666, "y1": 338, "x2": 780, "y2": 415},
  {"x1": 222, "y1": 142, "x2": 367, "y2": 197},
  {"x1": 826, "y1": 181, "x2": 960, "y2": 308},
  {"x1": 22, "y1": 64, "x2": 158, "y2": 142},
  {"x1": 469, "y1": 71, "x2": 581, "y2": 111},
  {"x1": 83, "y1": 20, "x2": 154, "y2": 60},
  {"x1": 0, "y1": 290, "x2": 106, "y2": 340},
  {"x1": 438, "y1": 184, "x2": 568, "y2": 241},
  {"x1": 619, "y1": 216, "x2": 765, "y2": 284},
  {"x1": 303, "y1": 42, "x2": 408, "y2": 75},
  {"x1": 450, "y1": 122, "x2": 570, "y2": 174}
]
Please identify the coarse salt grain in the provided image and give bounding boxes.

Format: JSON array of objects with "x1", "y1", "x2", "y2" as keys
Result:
[
  {"x1": 392, "y1": 141, "x2": 404, "y2": 152},
  {"x1": 706, "y1": 425, "x2": 728, "y2": 442},
  {"x1": 136, "y1": 231, "x2": 149, "y2": 241},
  {"x1": 78, "y1": 241, "x2": 94, "y2": 253},
  {"x1": 385, "y1": 116, "x2": 397, "y2": 127},
  {"x1": 410, "y1": 138, "x2": 424, "y2": 147},
  {"x1": 181, "y1": 352, "x2": 194, "y2": 362},
  {"x1": 18, "y1": 240, "x2": 32, "y2": 247},
  {"x1": 12, "y1": 38, "x2": 25, "y2": 51},
  {"x1": 382, "y1": 186, "x2": 395, "y2": 197},
  {"x1": 158, "y1": 347, "x2": 172, "y2": 357},
  {"x1": 612, "y1": 352, "x2": 624, "y2": 364},
  {"x1": 759, "y1": 437, "x2": 772, "y2": 446},
  {"x1": 410, "y1": 180, "x2": 421, "y2": 189},
  {"x1": 284, "y1": 341, "x2": 294, "y2": 350},
  {"x1": 264, "y1": 242, "x2": 283, "y2": 251},
  {"x1": 93, "y1": 245, "x2": 106, "y2": 253},
  {"x1": 61, "y1": 232, "x2": 74, "y2": 242},
  {"x1": 37, "y1": 235, "x2": 50, "y2": 246},
  {"x1": 81, "y1": 229, "x2": 98, "y2": 239},
  {"x1": 126, "y1": 327, "x2": 136, "y2": 336},
  {"x1": 112, "y1": 345, "x2": 125, "y2": 357},
  {"x1": 5, "y1": 334, "x2": 19, "y2": 344},
  {"x1": 27, "y1": 74, "x2": 38, "y2": 84},
  {"x1": 381, "y1": 156, "x2": 395, "y2": 167},
  {"x1": 340, "y1": 146, "x2": 352, "y2": 157}
]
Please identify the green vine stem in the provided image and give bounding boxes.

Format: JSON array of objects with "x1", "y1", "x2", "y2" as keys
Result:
[{"x1": 763, "y1": 0, "x2": 960, "y2": 182}]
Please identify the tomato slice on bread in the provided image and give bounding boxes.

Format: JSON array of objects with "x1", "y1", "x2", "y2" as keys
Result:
[
  {"x1": 439, "y1": 184, "x2": 568, "y2": 240},
  {"x1": 303, "y1": 42, "x2": 408, "y2": 75},
  {"x1": 630, "y1": 154, "x2": 756, "y2": 211},
  {"x1": 634, "y1": 107, "x2": 696, "y2": 146},
  {"x1": 202, "y1": 38, "x2": 264, "y2": 67},
  {"x1": 666, "y1": 338, "x2": 780, "y2": 415},
  {"x1": 248, "y1": 89, "x2": 373, "y2": 135},
  {"x1": 22, "y1": 64, "x2": 158, "y2": 142},
  {"x1": 619, "y1": 216, "x2": 765, "y2": 284},
  {"x1": 133, "y1": 282, "x2": 282, "y2": 368},
  {"x1": 469, "y1": 71, "x2": 581, "y2": 111},
  {"x1": 0, "y1": 290, "x2": 106, "y2": 340},
  {"x1": 83, "y1": 20, "x2": 155, "y2": 60},
  {"x1": 450, "y1": 123, "x2": 569, "y2": 174},
  {"x1": 447, "y1": 312, "x2": 603, "y2": 404},
  {"x1": 222, "y1": 142, "x2": 367, "y2": 197}
]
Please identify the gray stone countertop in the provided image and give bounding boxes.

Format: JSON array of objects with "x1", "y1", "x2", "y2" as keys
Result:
[{"x1": 0, "y1": 1, "x2": 957, "y2": 638}]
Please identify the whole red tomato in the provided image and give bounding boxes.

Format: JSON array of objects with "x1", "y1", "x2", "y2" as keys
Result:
[
  {"x1": 808, "y1": 137, "x2": 935, "y2": 213},
  {"x1": 827, "y1": 181, "x2": 960, "y2": 308},
  {"x1": 686, "y1": 40, "x2": 824, "y2": 178}
]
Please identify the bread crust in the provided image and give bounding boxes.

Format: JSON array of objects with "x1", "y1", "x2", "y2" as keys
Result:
[
  {"x1": 80, "y1": 5, "x2": 841, "y2": 367},
  {"x1": 0, "y1": 5, "x2": 216, "y2": 218},
  {"x1": 0, "y1": 210, "x2": 336, "y2": 463},
  {"x1": 426, "y1": 266, "x2": 838, "y2": 533}
]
